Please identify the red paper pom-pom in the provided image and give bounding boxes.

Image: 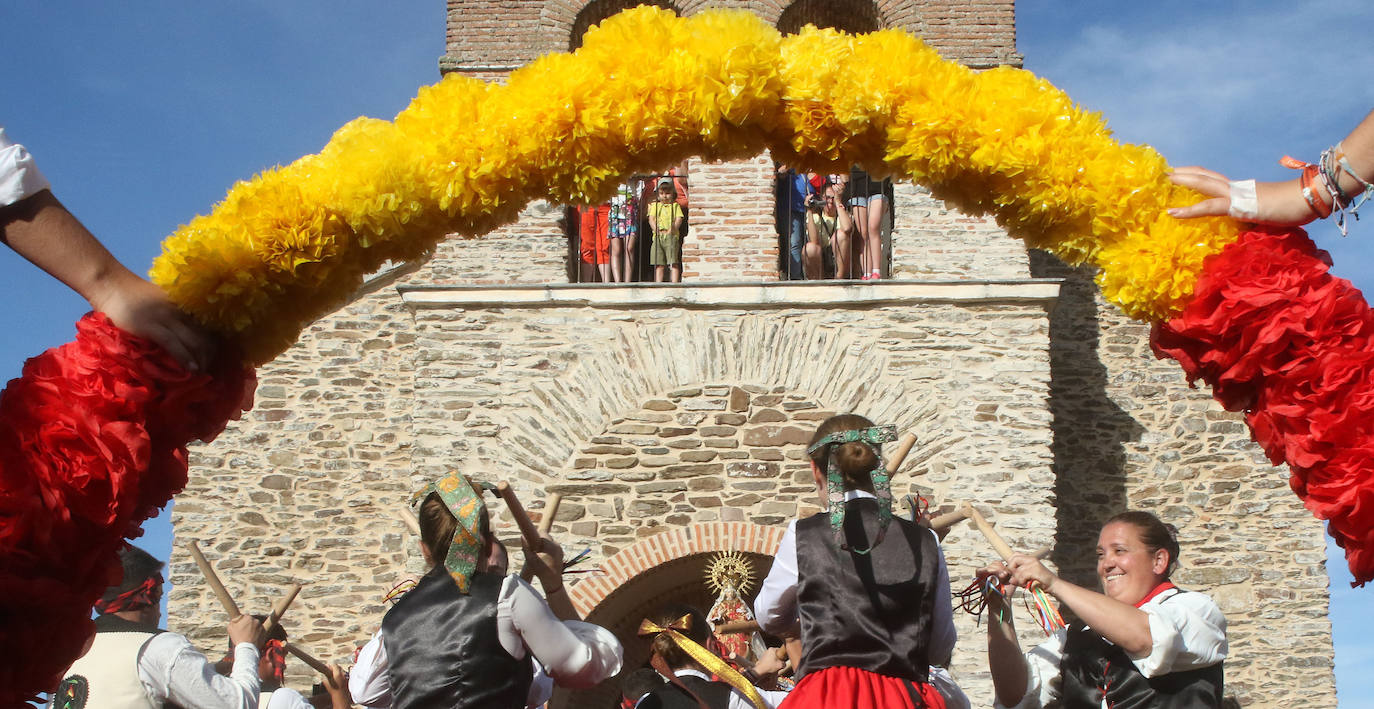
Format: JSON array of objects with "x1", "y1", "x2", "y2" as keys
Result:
[
  {"x1": 1152, "y1": 227, "x2": 1374, "y2": 585},
  {"x1": 0, "y1": 313, "x2": 253, "y2": 705}
]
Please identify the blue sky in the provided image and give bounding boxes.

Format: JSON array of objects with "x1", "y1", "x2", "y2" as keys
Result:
[{"x1": 3, "y1": 1, "x2": 1371, "y2": 704}]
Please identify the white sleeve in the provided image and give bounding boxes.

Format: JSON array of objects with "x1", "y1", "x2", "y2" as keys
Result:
[
  {"x1": 525, "y1": 658, "x2": 555, "y2": 709},
  {"x1": 928, "y1": 667, "x2": 970, "y2": 709},
  {"x1": 927, "y1": 529, "x2": 957, "y2": 665},
  {"x1": 349, "y1": 631, "x2": 394, "y2": 707},
  {"x1": 1133, "y1": 591, "x2": 1228, "y2": 678},
  {"x1": 993, "y1": 630, "x2": 1066, "y2": 709},
  {"x1": 728, "y1": 686, "x2": 791, "y2": 709},
  {"x1": 266, "y1": 687, "x2": 315, "y2": 709},
  {"x1": 752, "y1": 520, "x2": 799, "y2": 635},
  {"x1": 500, "y1": 575, "x2": 624, "y2": 689},
  {"x1": 0, "y1": 127, "x2": 51, "y2": 207},
  {"x1": 139, "y1": 633, "x2": 260, "y2": 709}
]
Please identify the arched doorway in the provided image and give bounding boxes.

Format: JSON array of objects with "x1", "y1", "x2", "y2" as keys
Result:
[{"x1": 556, "y1": 522, "x2": 785, "y2": 709}]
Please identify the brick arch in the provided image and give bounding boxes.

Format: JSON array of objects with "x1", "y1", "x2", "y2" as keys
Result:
[
  {"x1": 545, "y1": 0, "x2": 682, "y2": 51},
  {"x1": 567, "y1": 520, "x2": 785, "y2": 615}
]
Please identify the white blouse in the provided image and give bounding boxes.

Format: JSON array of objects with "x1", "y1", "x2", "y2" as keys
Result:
[
  {"x1": 996, "y1": 586, "x2": 1228, "y2": 709},
  {"x1": 0, "y1": 126, "x2": 50, "y2": 207},
  {"x1": 349, "y1": 574, "x2": 622, "y2": 707}
]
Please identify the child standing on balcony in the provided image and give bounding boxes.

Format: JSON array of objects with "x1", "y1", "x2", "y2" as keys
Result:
[
  {"x1": 753, "y1": 414, "x2": 967, "y2": 709},
  {"x1": 648, "y1": 178, "x2": 685, "y2": 283}
]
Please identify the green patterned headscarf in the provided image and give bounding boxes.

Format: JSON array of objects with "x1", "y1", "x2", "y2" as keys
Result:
[
  {"x1": 411, "y1": 472, "x2": 492, "y2": 593},
  {"x1": 805, "y1": 424, "x2": 898, "y2": 554}
]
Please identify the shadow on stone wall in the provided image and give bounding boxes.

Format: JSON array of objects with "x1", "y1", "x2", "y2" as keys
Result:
[{"x1": 1029, "y1": 250, "x2": 1143, "y2": 589}]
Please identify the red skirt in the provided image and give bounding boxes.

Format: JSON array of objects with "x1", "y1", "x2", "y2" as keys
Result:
[{"x1": 780, "y1": 666, "x2": 948, "y2": 709}]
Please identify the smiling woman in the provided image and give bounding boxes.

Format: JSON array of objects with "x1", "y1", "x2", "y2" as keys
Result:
[{"x1": 977, "y1": 511, "x2": 1227, "y2": 709}]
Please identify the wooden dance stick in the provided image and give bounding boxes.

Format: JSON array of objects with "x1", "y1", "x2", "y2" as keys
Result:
[
  {"x1": 928, "y1": 507, "x2": 970, "y2": 535},
  {"x1": 538, "y1": 493, "x2": 563, "y2": 534},
  {"x1": 963, "y1": 504, "x2": 1019, "y2": 562},
  {"x1": 185, "y1": 540, "x2": 242, "y2": 618},
  {"x1": 285, "y1": 642, "x2": 332, "y2": 675},
  {"x1": 714, "y1": 619, "x2": 761, "y2": 634},
  {"x1": 394, "y1": 506, "x2": 421, "y2": 537},
  {"x1": 885, "y1": 432, "x2": 918, "y2": 475},
  {"x1": 496, "y1": 481, "x2": 543, "y2": 550},
  {"x1": 262, "y1": 584, "x2": 302, "y2": 635}
]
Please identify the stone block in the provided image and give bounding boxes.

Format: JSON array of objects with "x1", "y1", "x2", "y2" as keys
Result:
[
  {"x1": 679, "y1": 451, "x2": 719, "y2": 462},
  {"x1": 715, "y1": 413, "x2": 747, "y2": 425},
  {"x1": 260, "y1": 474, "x2": 293, "y2": 490},
  {"x1": 606, "y1": 456, "x2": 639, "y2": 469},
  {"x1": 727, "y1": 461, "x2": 779, "y2": 478},
  {"x1": 742, "y1": 426, "x2": 810, "y2": 446},
  {"x1": 748, "y1": 408, "x2": 786, "y2": 423},
  {"x1": 729, "y1": 386, "x2": 749, "y2": 412},
  {"x1": 661, "y1": 463, "x2": 725, "y2": 479},
  {"x1": 644, "y1": 399, "x2": 677, "y2": 411}
]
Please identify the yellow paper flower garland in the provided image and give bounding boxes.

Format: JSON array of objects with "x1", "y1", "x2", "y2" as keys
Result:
[{"x1": 150, "y1": 6, "x2": 1232, "y2": 364}]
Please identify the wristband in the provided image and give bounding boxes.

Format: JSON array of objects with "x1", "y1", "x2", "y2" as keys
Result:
[{"x1": 1227, "y1": 179, "x2": 1259, "y2": 220}]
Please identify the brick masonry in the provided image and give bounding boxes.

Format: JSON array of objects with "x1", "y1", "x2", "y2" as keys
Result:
[{"x1": 166, "y1": 2, "x2": 1334, "y2": 708}]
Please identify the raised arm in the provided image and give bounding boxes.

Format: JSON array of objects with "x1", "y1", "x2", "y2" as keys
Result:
[
  {"x1": 1, "y1": 129, "x2": 215, "y2": 370},
  {"x1": 1169, "y1": 109, "x2": 1374, "y2": 226}
]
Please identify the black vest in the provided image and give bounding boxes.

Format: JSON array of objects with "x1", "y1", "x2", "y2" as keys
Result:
[
  {"x1": 637, "y1": 674, "x2": 736, "y2": 709},
  {"x1": 1059, "y1": 593, "x2": 1223, "y2": 709},
  {"x1": 795, "y1": 499, "x2": 939, "y2": 683},
  {"x1": 381, "y1": 568, "x2": 534, "y2": 709}
]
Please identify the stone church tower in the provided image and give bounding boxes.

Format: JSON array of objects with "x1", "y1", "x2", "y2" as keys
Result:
[{"x1": 168, "y1": 2, "x2": 1336, "y2": 706}]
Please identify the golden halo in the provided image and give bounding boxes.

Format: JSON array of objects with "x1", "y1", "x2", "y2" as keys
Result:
[{"x1": 705, "y1": 550, "x2": 754, "y2": 596}]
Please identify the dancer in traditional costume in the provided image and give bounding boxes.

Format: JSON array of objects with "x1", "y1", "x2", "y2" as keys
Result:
[
  {"x1": 218, "y1": 616, "x2": 351, "y2": 709},
  {"x1": 52, "y1": 545, "x2": 267, "y2": 709},
  {"x1": 349, "y1": 472, "x2": 622, "y2": 708},
  {"x1": 979, "y1": 510, "x2": 1227, "y2": 708},
  {"x1": 637, "y1": 604, "x2": 790, "y2": 709},
  {"x1": 753, "y1": 414, "x2": 961, "y2": 709}
]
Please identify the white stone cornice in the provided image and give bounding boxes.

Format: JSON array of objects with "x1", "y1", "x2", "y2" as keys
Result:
[{"x1": 398, "y1": 279, "x2": 1062, "y2": 309}]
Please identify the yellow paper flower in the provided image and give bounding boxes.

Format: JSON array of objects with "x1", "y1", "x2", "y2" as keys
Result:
[{"x1": 151, "y1": 7, "x2": 1234, "y2": 364}]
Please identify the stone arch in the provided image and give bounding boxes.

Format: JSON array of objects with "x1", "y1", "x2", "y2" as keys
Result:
[
  {"x1": 777, "y1": 0, "x2": 884, "y2": 34},
  {"x1": 470, "y1": 314, "x2": 943, "y2": 480}
]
